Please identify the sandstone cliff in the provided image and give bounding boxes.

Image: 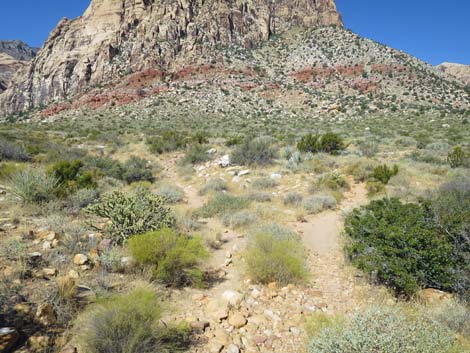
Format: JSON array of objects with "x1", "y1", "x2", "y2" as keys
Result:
[{"x1": 0, "y1": 0, "x2": 342, "y2": 114}]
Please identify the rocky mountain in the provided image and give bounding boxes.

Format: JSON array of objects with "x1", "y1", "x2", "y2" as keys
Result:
[
  {"x1": 0, "y1": 0, "x2": 468, "y2": 117},
  {"x1": 437, "y1": 62, "x2": 470, "y2": 85},
  {"x1": 0, "y1": 40, "x2": 37, "y2": 61},
  {"x1": 0, "y1": 41, "x2": 37, "y2": 93}
]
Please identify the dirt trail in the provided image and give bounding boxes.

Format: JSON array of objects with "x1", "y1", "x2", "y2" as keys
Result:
[{"x1": 294, "y1": 181, "x2": 370, "y2": 313}]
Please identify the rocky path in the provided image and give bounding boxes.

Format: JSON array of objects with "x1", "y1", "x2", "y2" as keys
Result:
[
  {"x1": 294, "y1": 181, "x2": 370, "y2": 314},
  {"x1": 162, "y1": 158, "x2": 375, "y2": 353}
]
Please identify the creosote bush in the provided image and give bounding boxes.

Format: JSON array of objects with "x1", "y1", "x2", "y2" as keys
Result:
[
  {"x1": 345, "y1": 198, "x2": 454, "y2": 297},
  {"x1": 245, "y1": 224, "x2": 308, "y2": 285},
  {"x1": 371, "y1": 164, "x2": 399, "y2": 184},
  {"x1": 181, "y1": 144, "x2": 211, "y2": 165},
  {"x1": 0, "y1": 139, "x2": 30, "y2": 162},
  {"x1": 129, "y1": 228, "x2": 208, "y2": 287},
  {"x1": 87, "y1": 188, "x2": 175, "y2": 244},
  {"x1": 231, "y1": 136, "x2": 278, "y2": 166},
  {"x1": 308, "y1": 306, "x2": 462, "y2": 353},
  {"x1": 76, "y1": 287, "x2": 192, "y2": 353},
  {"x1": 156, "y1": 183, "x2": 185, "y2": 204},
  {"x1": 447, "y1": 146, "x2": 470, "y2": 168},
  {"x1": 49, "y1": 160, "x2": 96, "y2": 196},
  {"x1": 297, "y1": 132, "x2": 346, "y2": 155},
  {"x1": 121, "y1": 156, "x2": 155, "y2": 184},
  {"x1": 146, "y1": 131, "x2": 187, "y2": 154}
]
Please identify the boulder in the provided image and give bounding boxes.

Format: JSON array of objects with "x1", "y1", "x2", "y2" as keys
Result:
[
  {"x1": 73, "y1": 254, "x2": 88, "y2": 266},
  {"x1": 0, "y1": 327, "x2": 19, "y2": 352}
]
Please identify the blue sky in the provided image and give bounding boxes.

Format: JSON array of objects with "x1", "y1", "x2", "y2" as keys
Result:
[{"x1": 0, "y1": 0, "x2": 468, "y2": 65}]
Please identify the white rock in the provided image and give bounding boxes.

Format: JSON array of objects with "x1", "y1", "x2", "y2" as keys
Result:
[
  {"x1": 218, "y1": 154, "x2": 230, "y2": 167},
  {"x1": 238, "y1": 169, "x2": 250, "y2": 176},
  {"x1": 222, "y1": 290, "x2": 243, "y2": 306},
  {"x1": 226, "y1": 344, "x2": 240, "y2": 353}
]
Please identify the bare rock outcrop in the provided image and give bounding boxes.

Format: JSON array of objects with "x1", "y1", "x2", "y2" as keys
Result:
[
  {"x1": 0, "y1": 0, "x2": 342, "y2": 114},
  {"x1": 437, "y1": 62, "x2": 470, "y2": 85},
  {"x1": 0, "y1": 41, "x2": 37, "y2": 93}
]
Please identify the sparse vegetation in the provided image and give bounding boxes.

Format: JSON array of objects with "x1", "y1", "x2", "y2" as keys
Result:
[
  {"x1": 245, "y1": 225, "x2": 308, "y2": 285},
  {"x1": 129, "y1": 228, "x2": 208, "y2": 287},
  {"x1": 76, "y1": 287, "x2": 192, "y2": 353}
]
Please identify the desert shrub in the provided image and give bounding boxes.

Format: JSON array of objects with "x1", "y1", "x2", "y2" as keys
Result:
[
  {"x1": 430, "y1": 177, "x2": 470, "y2": 300},
  {"x1": 447, "y1": 146, "x2": 470, "y2": 168},
  {"x1": 67, "y1": 188, "x2": 99, "y2": 211},
  {"x1": 76, "y1": 287, "x2": 191, "y2": 353},
  {"x1": 308, "y1": 306, "x2": 460, "y2": 353},
  {"x1": 0, "y1": 139, "x2": 30, "y2": 161},
  {"x1": 246, "y1": 191, "x2": 272, "y2": 202},
  {"x1": 180, "y1": 144, "x2": 211, "y2": 165},
  {"x1": 297, "y1": 133, "x2": 319, "y2": 153},
  {"x1": 346, "y1": 160, "x2": 376, "y2": 182},
  {"x1": 146, "y1": 131, "x2": 187, "y2": 154},
  {"x1": 99, "y1": 247, "x2": 126, "y2": 273},
  {"x1": 345, "y1": 198, "x2": 454, "y2": 297},
  {"x1": 8, "y1": 167, "x2": 60, "y2": 203},
  {"x1": 317, "y1": 132, "x2": 346, "y2": 154},
  {"x1": 197, "y1": 193, "x2": 250, "y2": 218},
  {"x1": 87, "y1": 188, "x2": 175, "y2": 244},
  {"x1": 371, "y1": 164, "x2": 399, "y2": 184},
  {"x1": 231, "y1": 136, "x2": 278, "y2": 166},
  {"x1": 129, "y1": 228, "x2": 208, "y2": 287},
  {"x1": 0, "y1": 161, "x2": 26, "y2": 180},
  {"x1": 245, "y1": 225, "x2": 308, "y2": 285},
  {"x1": 252, "y1": 177, "x2": 279, "y2": 189},
  {"x1": 297, "y1": 132, "x2": 346, "y2": 155},
  {"x1": 302, "y1": 194, "x2": 337, "y2": 214},
  {"x1": 156, "y1": 183, "x2": 185, "y2": 204},
  {"x1": 83, "y1": 155, "x2": 124, "y2": 179},
  {"x1": 222, "y1": 210, "x2": 257, "y2": 228},
  {"x1": 283, "y1": 192, "x2": 303, "y2": 206},
  {"x1": 121, "y1": 156, "x2": 155, "y2": 184},
  {"x1": 49, "y1": 160, "x2": 97, "y2": 195},
  {"x1": 312, "y1": 171, "x2": 349, "y2": 192},
  {"x1": 428, "y1": 301, "x2": 470, "y2": 340},
  {"x1": 199, "y1": 178, "x2": 228, "y2": 195},
  {"x1": 358, "y1": 139, "x2": 379, "y2": 157}
]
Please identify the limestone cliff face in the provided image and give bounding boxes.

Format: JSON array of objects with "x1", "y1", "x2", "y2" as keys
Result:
[
  {"x1": 0, "y1": 41, "x2": 37, "y2": 93},
  {"x1": 0, "y1": 0, "x2": 342, "y2": 114}
]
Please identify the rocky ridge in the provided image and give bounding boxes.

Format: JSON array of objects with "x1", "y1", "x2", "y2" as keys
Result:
[
  {"x1": 0, "y1": 0, "x2": 342, "y2": 114},
  {"x1": 0, "y1": 41, "x2": 37, "y2": 93},
  {"x1": 437, "y1": 62, "x2": 470, "y2": 85}
]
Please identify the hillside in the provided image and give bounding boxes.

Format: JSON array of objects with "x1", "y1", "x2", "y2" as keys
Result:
[
  {"x1": 437, "y1": 62, "x2": 470, "y2": 85},
  {"x1": 0, "y1": 0, "x2": 467, "y2": 118}
]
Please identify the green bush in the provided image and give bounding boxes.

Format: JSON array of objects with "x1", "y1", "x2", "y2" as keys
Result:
[
  {"x1": 87, "y1": 188, "x2": 175, "y2": 244},
  {"x1": 308, "y1": 306, "x2": 461, "y2": 353},
  {"x1": 181, "y1": 144, "x2": 211, "y2": 165},
  {"x1": 67, "y1": 188, "x2": 99, "y2": 211},
  {"x1": 76, "y1": 287, "x2": 191, "y2": 353},
  {"x1": 199, "y1": 178, "x2": 228, "y2": 195},
  {"x1": 447, "y1": 146, "x2": 470, "y2": 168},
  {"x1": 371, "y1": 164, "x2": 399, "y2": 184},
  {"x1": 129, "y1": 228, "x2": 208, "y2": 287},
  {"x1": 297, "y1": 132, "x2": 346, "y2": 155},
  {"x1": 197, "y1": 193, "x2": 250, "y2": 218},
  {"x1": 83, "y1": 155, "x2": 123, "y2": 179},
  {"x1": 49, "y1": 160, "x2": 97, "y2": 195},
  {"x1": 430, "y1": 177, "x2": 470, "y2": 300},
  {"x1": 297, "y1": 133, "x2": 320, "y2": 154},
  {"x1": 345, "y1": 198, "x2": 454, "y2": 297},
  {"x1": 245, "y1": 225, "x2": 308, "y2": 285},
  {"x1": 121, "y1": 156, "x2": 155, "y2": 184},
  {"x1": 231, "y1": 136, "x2": 278, "y2": 166},
  {"x1": 312, "y1": 171, "x2": 349, "y2": 192},
  {"x1": 146, "y1": 131, "x2": 187, "y2": 155},
  {"x1": 8, "y1": 168, "x2": 60, "y2": 203},
  {"x1": 222, "y1": 210, "x2": 257, "y2": 228}
]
